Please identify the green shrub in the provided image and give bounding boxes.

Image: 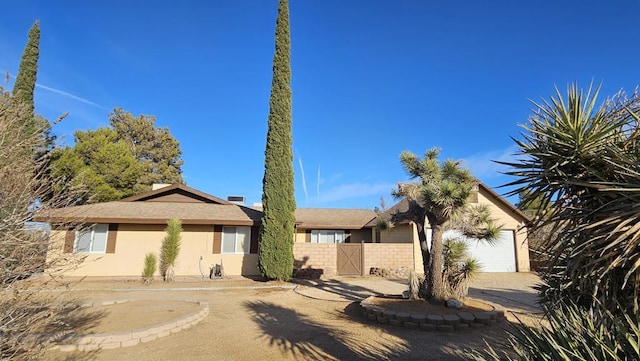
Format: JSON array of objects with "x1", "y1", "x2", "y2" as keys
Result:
[
  {"x1": 160, "y1": 218, "x2": 182, "y2": 282},
  {"x1": 142, "y1": 253, "x2": 157, "y2": 284}
]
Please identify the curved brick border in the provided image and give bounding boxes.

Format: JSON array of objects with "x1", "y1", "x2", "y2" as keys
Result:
[
  {"x1": 359, "y1": 296, "x2": 505, "y2": 332},
  {"x1": 50, "y1": 299, "x2": 209, "y2": 352}
]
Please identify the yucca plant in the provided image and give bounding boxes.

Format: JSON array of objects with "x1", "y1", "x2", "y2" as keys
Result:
[
  {"x1": 470, "y1": 83, "x2": 640, "y2": 360},
  {"x1": 142, "y1": 253, "x2": 157, "y2": 284},
  {"x1": 501, "y1": 83, "x2": 640, "y2": 316},
  {"x1": 442, "y1": 238, "x2": 481, "y2": 299},
  {"x1": 468, "y1": 301, "x2": 640, "y2": 360},
  {"x1": 160, "y1": 218, "x2": 182, "y2": 282}
]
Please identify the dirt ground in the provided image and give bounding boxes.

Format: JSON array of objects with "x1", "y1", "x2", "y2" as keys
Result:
[{"x1": 41, "y1": 275, "x2": 541, "y2": 361}]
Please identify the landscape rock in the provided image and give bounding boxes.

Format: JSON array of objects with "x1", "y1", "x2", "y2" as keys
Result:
[{"x1": 446, "y1": 299, "x2": 463, "y2": 309}]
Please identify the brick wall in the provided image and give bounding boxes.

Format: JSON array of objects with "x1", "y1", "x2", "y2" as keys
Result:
[
  {"x1": 293, "y1": 243, "x2": 338, "y2": 277},
  {"x1": 293, "y1": 243, "x2": 414, "y2": 279},
  {"x1": 363, "y1": 243, "x2": 414, "y2": 277}
]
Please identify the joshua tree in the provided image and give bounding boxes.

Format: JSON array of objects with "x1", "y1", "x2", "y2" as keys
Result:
[{"x1": 392, "y1": 148, "x2": 499, "y2": 301}]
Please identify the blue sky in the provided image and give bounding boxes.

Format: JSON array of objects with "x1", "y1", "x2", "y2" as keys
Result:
[{"x1": 1, "y1": 1, "x2": 638, "y2": 209}]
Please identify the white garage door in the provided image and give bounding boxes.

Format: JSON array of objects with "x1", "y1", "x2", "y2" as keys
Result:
[{"x1": 428, "y1": 229, "x2": 517, "y2": 272}]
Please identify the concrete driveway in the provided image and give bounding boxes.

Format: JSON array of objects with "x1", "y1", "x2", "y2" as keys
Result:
[
  {"x1": 468, "y1": 273, "x2": 541, "y2": 314},
  {"x1": 294, "y1": 272, "x2": 542, "y2": 314}
]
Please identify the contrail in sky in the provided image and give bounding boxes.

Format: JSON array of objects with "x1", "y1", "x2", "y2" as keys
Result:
[
  {"x1": 4, "y1": 70, "x2": 108, "y2": 109},
  {"x1": 298, "y1": 156, "x2": 308, "y2": 201},
  {"x1": 317, "y1": 166, "x2": 320, "y2": 197},
  {"x1": 35, "y1": 83, "x2": 108, "y2": 109}
]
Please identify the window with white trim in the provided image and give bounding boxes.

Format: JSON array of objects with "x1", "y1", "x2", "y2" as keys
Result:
[
  {"x1": 310, "y1": 230, "x2": 345, "y2": 244},
  {"x1": 74, "y1": 224, "x2": 108, "y2": 253},
  {"x1": 222, "y1": 226, "x2": 251, "y2": 254}
]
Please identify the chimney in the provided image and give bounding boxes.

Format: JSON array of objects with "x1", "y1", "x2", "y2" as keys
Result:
[{"x1": 227, "y1": 196, "x2": 245, "y2": 206}]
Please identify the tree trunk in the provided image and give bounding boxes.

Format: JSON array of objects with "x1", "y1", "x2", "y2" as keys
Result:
[
  {"x1": 428, "y1": 223, "x2": 446, "y2": 301},
  {"x1": 164, "y1": 265, "x2": 175, "y2": 283},
  {"x1": 416, "y1": 220, "x2": 430, "y2": 276},
  {"x1": 416, "y1": 220, "x2": 431, "y2": 298}
]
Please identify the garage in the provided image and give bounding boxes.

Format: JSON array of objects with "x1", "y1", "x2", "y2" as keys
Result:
[{"x1": 428, "y1": 229, "x2": 517, "y2": 272}]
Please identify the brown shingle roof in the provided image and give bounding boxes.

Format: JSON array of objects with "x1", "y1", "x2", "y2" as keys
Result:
[
  {"x1": 34, "y1": 184, "x2": 378, "y2": 229},
  {"x1": 35, "y1": 201, "x2": 262, "y2": 226},
  {"x1": 294, "y1": 208, "x2": 376, "y2": 229},
  {"x1": 121, "y1": 183, "x2": 231, "y2": 204}
]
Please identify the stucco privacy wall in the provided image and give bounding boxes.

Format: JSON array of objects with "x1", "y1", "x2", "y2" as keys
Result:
[{"x1": 47, "y1": 224, "x2": 260, "y2": 277}]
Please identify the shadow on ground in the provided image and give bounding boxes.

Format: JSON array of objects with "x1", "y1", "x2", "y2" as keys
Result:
[
  {"x1": 244, "y1": 300, "x2": 408, "y2": 360},
  {"x1": 292, "y1": 278, "x2": 402, "y2": 301},
  {"x1": 245, "y1": 298, "x2": 517, "y2": 361}
]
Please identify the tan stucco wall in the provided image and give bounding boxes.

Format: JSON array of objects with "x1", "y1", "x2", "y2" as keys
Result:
[
  {"x1": 348, "y1": 229, "x2": 372, "y2": 243},
  {"x1": 378, "y1": 225, "x2": 413, "y2": 243},
  {"x1": 48, "y1": 224, "x2": 260, "y2": 277},
  {"x1": 294, "y1": 229, "x2": 308, "y2": 243}
]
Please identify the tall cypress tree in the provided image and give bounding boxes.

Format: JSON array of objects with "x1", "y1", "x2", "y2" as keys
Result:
[
  {"x1": 259, "y1": 0, "x2": 296, "y2": 281},
  {"x1": 13, "y1": 20, "x2": 40, "y2": 124}
]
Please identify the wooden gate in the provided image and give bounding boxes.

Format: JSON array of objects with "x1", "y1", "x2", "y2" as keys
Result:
[{"x1": 337, "y1": 243, "x2": 362, "y2": 276}]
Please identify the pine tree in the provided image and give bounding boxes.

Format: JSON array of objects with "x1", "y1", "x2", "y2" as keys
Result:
[
  {"x1": 13, "y1": 20, "x2": 40, "y2": 124},
  {"x1": 259, "y1": 0, "x2": 296, "y2": 281}
]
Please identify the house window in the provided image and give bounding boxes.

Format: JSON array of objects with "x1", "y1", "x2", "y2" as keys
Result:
[
  {"x1": 74, "y1": 224, "x2": 108, "y2": 253},
  {"x1": 222, "y1": 226, "x2": 251, "y2": 254},
  {"x1": 311, "y1": 230, "x2": 345, "y2": 244}
]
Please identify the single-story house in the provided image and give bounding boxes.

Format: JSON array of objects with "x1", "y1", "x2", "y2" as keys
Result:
[{"x1": 37, "y1": 182, "x2": 529, "y2": 278}]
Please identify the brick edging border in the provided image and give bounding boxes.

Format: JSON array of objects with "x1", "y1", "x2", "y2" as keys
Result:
[
  {"x1": 51, "y1": 299, "x2": 209, "y2": 352},
  {"x1": 359, "y1": 296, "x2": 505, "y2": 332}
]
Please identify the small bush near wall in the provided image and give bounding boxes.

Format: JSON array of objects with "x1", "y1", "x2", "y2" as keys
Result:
[{"x1": 142, "y1": 253, "x2": 157, "y2": 284}]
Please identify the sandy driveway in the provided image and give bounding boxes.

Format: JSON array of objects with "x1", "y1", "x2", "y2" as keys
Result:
[{"x1": 43, "y1": 274, "x2": 540, "y2": 361}]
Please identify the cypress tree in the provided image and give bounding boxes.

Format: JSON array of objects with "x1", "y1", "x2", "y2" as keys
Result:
[
  {"x1": 13, "y1": 20, "x2": 40, "y2": 123},
  {"x1": 258, "y1": 0, "x2": 296, "y2": 281}
]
